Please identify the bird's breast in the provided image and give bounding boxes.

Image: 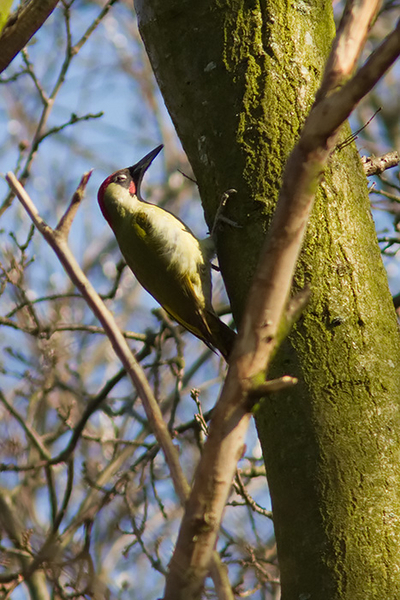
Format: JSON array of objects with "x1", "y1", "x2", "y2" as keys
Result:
[{"x1": 136, "y1": 206, "x2": 204, "y2": 274}]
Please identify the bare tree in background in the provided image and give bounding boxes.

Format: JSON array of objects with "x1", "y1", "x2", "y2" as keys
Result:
[{"x1": 1, "y1": 1, "x2": 400, "y2": 599}]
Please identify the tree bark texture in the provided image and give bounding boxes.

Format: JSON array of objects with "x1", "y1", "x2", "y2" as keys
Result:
[{"x1": 135, "y1": 1, "x2": 400, "y2": 598}]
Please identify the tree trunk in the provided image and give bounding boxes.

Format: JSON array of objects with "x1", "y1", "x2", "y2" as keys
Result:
[{"x1": 135, "y1": 0, "x2": 400, "y2": 597}]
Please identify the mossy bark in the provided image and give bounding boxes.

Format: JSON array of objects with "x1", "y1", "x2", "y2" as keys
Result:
[{"x1": 135, "y1": 0, "x2": 400, "y2": 597}]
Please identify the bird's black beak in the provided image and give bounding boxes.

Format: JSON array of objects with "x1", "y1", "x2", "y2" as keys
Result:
[{"x1": 128, "y1": 144, "x2": 163, "y2": 199}]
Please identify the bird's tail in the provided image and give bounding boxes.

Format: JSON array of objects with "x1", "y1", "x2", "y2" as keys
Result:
[{"x1": 205, "y1": 311, "x2": 237, "y2": 361}]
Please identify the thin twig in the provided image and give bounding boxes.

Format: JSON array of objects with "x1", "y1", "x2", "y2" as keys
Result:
[
  {"x1": 232, "y1": 471, "x2": 273, "y2": 519},
  {"x1": 56, "y1": 170, "x2": 93, "y2": 238},
  {"x1": 370, "y1": 188, "x2": 400, "y2": 203},
  {"x1": 52, "y1": 458, "x2": 74, "y2": 532},
  {"x1": 336, "y1": 107, "x2": 381, "y2": 150},
  {"x1": 0, "y1": 315, "x2": 148, "y2": 342},
  {"x1": 72, "y1": 0, "x2": 119, "y2": 55},
  {"x1": 37, "y1": 112, "x2": 103, "y2": 146},
  {"x1": 0, "y1": 390, "x2": 51, "y2": 461},
  {"x1": 21, "y1": 48, "x2": 49, "y2": 105}
]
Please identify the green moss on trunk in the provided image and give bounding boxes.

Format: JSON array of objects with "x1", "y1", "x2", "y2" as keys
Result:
[{"x1": 136, "y1": 0, "x2": 400, "y2": 596}]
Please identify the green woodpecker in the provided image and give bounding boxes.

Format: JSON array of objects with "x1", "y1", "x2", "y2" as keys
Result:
[{"x1": 97, "y1": 145, "x2": 236, "y2": 360}]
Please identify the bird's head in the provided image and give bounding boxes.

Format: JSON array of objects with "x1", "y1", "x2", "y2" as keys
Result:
[{"x1": 97, "y1": 144, "x2": 163, "y2": 224}]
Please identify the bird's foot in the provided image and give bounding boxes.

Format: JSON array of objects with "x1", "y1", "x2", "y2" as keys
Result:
[{"x1": 210, "y1": 189, "x2": 241, "y2": 238}]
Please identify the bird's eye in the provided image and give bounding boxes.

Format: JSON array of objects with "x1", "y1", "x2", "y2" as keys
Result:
[{"x1": 114, "y1": 173, "x2": 127, "y2": 183}]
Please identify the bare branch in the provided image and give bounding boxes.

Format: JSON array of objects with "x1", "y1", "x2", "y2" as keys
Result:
[
  {"x1": 72, "y1": 0, "x2": 119, "y2": 55},
  {"x1": 37, "y1": 111, "x2": 104, "y2": 145},
  {"x1": 56, "y1": 170, "x2": 93, "y2": 238},
  {"x1": 309, "y1": 19, "x2": 400, "y2": 142},
  {"x1": 232, "y1": 471, "x2": 273, "y2": 519},
  {"x1": 0, "y1": 391, "x2": 51, "y2": 461},
  {"x1": 336, "y1": 106, "x2": 381, "y2": 150},
  {"x1": 362, "y1": 151, "x2": 400, "y2": 176},
  {"x1": 317, "y1": 0, "x2": 382, "y2": 100},
  {"x1": 21, "y1": 48, "x2": 49, "y2": 104},
  {"x1": 248, "y1": 376, "x2": 298, "y2": 401},
  {"x1": 0, "y1": 315, "x2": 148, "y2": 341},
  {"x1": 209, "y1": 559, "x2": 235, "y2": 600}
]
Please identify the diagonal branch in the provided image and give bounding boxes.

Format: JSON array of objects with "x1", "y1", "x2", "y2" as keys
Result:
[{"x1": 317, "y1": 0, "x2": 382, "y2": 100}]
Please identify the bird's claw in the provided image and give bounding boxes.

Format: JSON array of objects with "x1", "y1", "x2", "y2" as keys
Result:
[{"x1": 211, "y1": 188, "x2": 241, "y2": 238}]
